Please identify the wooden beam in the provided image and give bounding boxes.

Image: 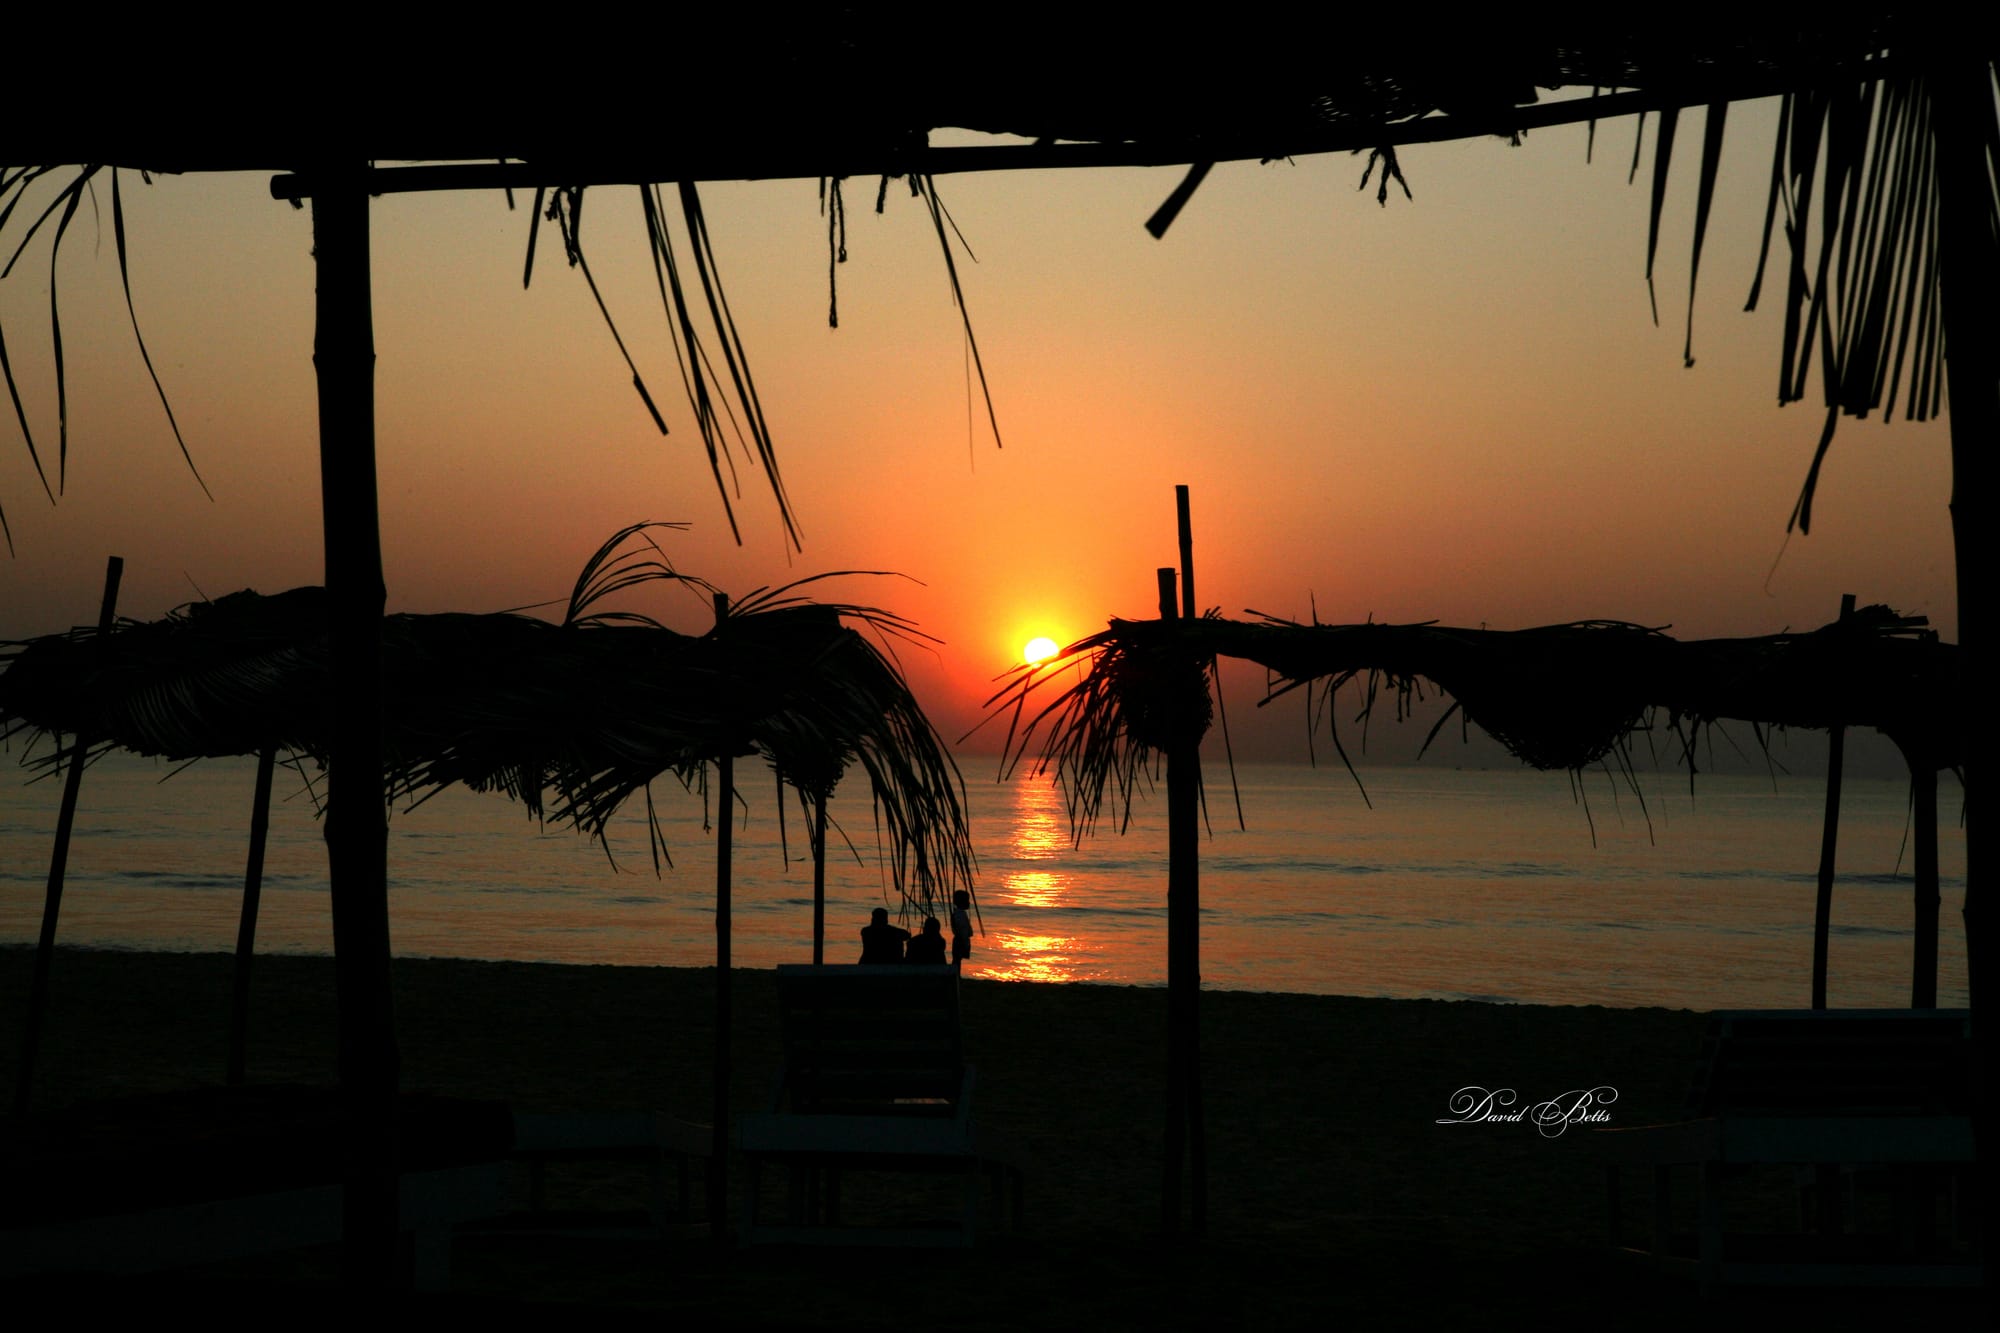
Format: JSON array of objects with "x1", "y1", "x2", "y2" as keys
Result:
[{"x1": 264, "y1": 59, "x2": 1918, "y2": 203}]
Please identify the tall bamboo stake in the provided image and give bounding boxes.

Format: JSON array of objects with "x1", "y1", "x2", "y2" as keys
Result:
[
  {"x1": 13, "y1": 554, "x2": 121, "y2": 1116},
  {"x1": 1913, "y1": 757, "x2": 1940, "y2": 1008},
  {"x1": 310, "y1": 165, "x2": 399, "y2": 1290},
  {"x1": 1811, "y1": 592, "x2": 1855, "y2": 1009},
  {"x1": 1157, "y1": 566, "x2": 1185, "y2": 1236},
  {"x1": 228, "y1": 743, "x2": 278, "y2": 1085},
  {"x1": 711, "y1": 590, "x2": 733, "y2": 1241},
  {"x1": 812, "y1": 791, "x2": 828, "y2": 965},
  {"x1": 1175, "y1": 484, "x2": 1197, "y2": 620},
  {"x1": 1174, "y1": 485, "x2": 1206, "y2": 1234},
  {"x1": 1156, "y1": 557, "x2": 1205, "y2": 1237}
]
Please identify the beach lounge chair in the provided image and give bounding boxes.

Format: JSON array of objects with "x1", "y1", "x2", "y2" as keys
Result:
[
  {"x1": 1, "y1": 1084, "x2": 512, "y2": 1289},
  {"x1": 1594, "y1": 1008, "x2": 1976, "y2": 1290},
  {"x1": 736, "y1": 964, "x2": 1021, "y2": 1246},
  {"x1": 506, "y1": 1109, "x2": 710, "y2": 1237}
]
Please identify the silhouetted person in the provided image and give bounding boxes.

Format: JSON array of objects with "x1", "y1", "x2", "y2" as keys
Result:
[
  {"x1": 950, "y1": 890, "x2": 973, "y2": 965},
  {"x1": 907, "y1": 916, "x2": 947, "y2": 964},
  {"x1": 859, "y1": 907, "x2": 910, "y2": 964}
]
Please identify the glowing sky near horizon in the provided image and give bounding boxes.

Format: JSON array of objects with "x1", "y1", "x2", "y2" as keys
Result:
[{"x1": 0, "y1": 102, "x2": 1960, "y2": 757}]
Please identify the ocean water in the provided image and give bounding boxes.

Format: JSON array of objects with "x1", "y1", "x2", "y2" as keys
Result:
[{"x1": 0, "y1": 751, "x2": 1968, "y2": 1011}]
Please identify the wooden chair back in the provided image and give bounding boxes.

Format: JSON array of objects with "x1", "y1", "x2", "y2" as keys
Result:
[{"x1": 771, "y1": 964, "x2": 965, "y2": 1116}]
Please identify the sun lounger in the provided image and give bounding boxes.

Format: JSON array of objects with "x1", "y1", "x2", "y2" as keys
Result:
[
  {"x1": 736, "y1": 964, "x2": 1021, "y2": 1246},
  {"x1": 1, "y1": 1084, "x2": 512, "y2": 1289},
  {"x1": 506, "y1": 1109, "x2": 710, "y2": 1237},
  {"x1": 1593, "y1": 1008, "x2": 1976, "y2": 1290}
]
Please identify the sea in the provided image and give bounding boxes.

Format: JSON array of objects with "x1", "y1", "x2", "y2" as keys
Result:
[{"x1": 0, "y1": 751, "x2": 1969, "y2": 1012}]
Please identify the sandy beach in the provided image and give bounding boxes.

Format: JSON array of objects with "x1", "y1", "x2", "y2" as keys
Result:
[{"x1": 1, "y1": 946, "x2": 1979, "y2": 1327}]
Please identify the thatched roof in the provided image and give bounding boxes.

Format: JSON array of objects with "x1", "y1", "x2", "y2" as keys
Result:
[
  {"x1": 2, "y1": 20, "x2": 1922, "y2": 166},
  {"x1": 988, "y1": 605, "x2": 1960, "y2": 837},
  {"x1": 0, "y1": 531, "x2": 974, "y2": 905},
  {"x1": 7, "y1": 26, "x2": 1986, "y2": 548}
]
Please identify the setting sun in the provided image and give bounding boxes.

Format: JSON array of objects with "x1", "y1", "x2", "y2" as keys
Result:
[{"x1": 1022, "y1": 636, "x2": 1060, "y2": 665}]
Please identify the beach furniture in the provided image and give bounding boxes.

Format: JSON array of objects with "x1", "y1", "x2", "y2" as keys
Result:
[
  {"x1": 507, "y1": 1109, "x2": 711, "y2": 1237},
  {"x1": 1595, "y1": 1008, "x2": 1976, "y2": 1290},
  {"x1": 1, "y1": 1084, "x2": 512, "y2": 1289},
  {"x1": 737, "y1": 963, "x2": 1021, "y2": 1246}
]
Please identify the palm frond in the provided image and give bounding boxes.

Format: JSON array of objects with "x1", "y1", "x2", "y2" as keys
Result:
[
  {"x1": 562, "y1": 520, "x2": 709, "y2": 628},
  {"x1": 911, "y1": 175, "x2": 1003, "y2": 451},
  {"x1": 1724, "y1": 69, "x2": 1984, "y2": 532},
  {"x1": 111, "y1": 169, "x2": 208, "y2": 502},
  {"x1": 0, "y1": 163, "x2": 200, "y2": 549}
]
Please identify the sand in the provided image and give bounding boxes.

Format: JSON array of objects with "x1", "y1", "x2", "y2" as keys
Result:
[{"x1": 1, "y1": 947, "x2": 1979, "y2": 1326}]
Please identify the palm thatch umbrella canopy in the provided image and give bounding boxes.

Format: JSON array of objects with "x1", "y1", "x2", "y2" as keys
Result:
[
  {"x1": 0, "y1": 530, "x2": 974, "y2": 907},
  {"x1": 986, "y1": 586, "x2": 1968, "y2": 1232},
  {"x1": 991, "y1": 605, "x2": 1962, "y2": 832}
]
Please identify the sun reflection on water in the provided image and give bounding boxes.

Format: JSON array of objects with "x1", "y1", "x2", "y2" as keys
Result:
[
  {"x1": 974, "y1": 777, "x2": 1101, "y2": 981},
  {"x1": 1005, "y1": 870, "x2": 1064, "y2": 908},
  {"x1": 1001, "y1": 777, "x2": 1079, "y2": 911},
  {"x1": 1011, "y1": 780, "x2": 1069, "y2": 860},
  {"x1": 981, "y1": 931, "x2": 1089, "y2": 984}
]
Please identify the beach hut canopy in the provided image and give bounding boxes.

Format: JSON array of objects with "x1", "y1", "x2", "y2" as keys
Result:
[
  {"x1": 988, "y1": 605, "x2": 1963, "y2": 837},
  {"x1": 4, "y1": 19, "x2": 1978, "y2": 548},
  {"x1": 0, "y1": 531, "x2": 975, "y2": 905}
]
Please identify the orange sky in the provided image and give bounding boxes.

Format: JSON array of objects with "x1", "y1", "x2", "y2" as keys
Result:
[{"x1": 0, "y1": 102, "x2": 1960, "y2": 758}]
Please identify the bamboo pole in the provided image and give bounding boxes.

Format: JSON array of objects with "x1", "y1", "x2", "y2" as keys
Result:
[
  {"x1": 1811, "y1": 592, "x2": 1855, "y2": 1010},
  {"x1": 1913, "y1": 757, "x2": 1940, "y2": 1008},
  {"x1": 1176, "y1": 484, "x2": 1197, "y2": 620},
  {"x1": 310, "y1": 165, "x2": 400, "y2": 1290},
  {"x1": 13, "y1": 554, "x2": 122, "y2": 1116},
  {"x1": 1155, "y1": 556, "x2": 1206, "y2": 1237},
  {"x1": 1157, "y1": 566, "x2": 1185, "y2": 1236},
  {"x1": 812, "y1": 791, "x2": 828, "y2": 966},
  {"x1": 227, "y1": 743, "x2": 278, "y2": 1085},
  {"x1": 1174, "y1": 485, "x2": 1206, "y2": 1235},
  {"x1": 710, "y1": 590, "x2": 733, "y2": 1242}
]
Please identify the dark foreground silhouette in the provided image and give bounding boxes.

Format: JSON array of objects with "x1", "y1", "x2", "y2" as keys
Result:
[{"x1": 1, "y1": 947, "x2": 1983, "y2": 1327}]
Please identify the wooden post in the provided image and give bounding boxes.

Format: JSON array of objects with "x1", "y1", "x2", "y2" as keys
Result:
[
  {"x1": 310, "y1": 164, "x2": 399, "y2": 1290},
  {"x1": 1156, "y1": 557, "x2": 1205, "y2": 1238},
  {"x1": 812, "y1": 791, "x2": 828, "y2": 966},
  {"x1": 13, "y1": 554, "x2": 122, "y2": 1116},
  {"x1": 710, "y1": 590, "x2": 733, "y2": 1241},
  {"x1": 1913, "y1": 757, "x2": 1940, "y2": 1008},
  {"x1": 1934, "y1": 55, "x2": 1996, "y2": 1284},
  {"x1": 1175, "y1": 484, "x2": 1197, "y2": 620},
  {"x1": 228, "y1": 744, "x2": 278, "y2": 1085},
  {"x1": 1811, "y1": 593, "x2": 1855, "y2": 1009},
  {"x1": 1158, "y1": 566, "x2": 1184, "y2": 1236},
  {"x1": 1174, "y1": 485, "x2": 1206, "y2": 1235}
]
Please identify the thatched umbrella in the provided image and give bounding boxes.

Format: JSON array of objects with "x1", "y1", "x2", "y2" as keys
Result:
[
  {"x1": 993, "y1": 605, "x2": 1961, "y2": 827},
  {"x1": 1, "y1": 525, "x2": 976, "y2": 1193},
  {"x1": 6, "y1": 21, "x2": 1991, "y2": 1276},
  {"x1": 0, "y1": 528, "x2": 972, "y2": 899},
  {"x1": 990, "y1": 595, "x2": 1966, "y2": 1223}
]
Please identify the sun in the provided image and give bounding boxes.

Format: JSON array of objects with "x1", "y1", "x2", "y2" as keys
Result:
[{"x1": 1022, "y1": 636, "x2": 1060, "y2": 665}]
